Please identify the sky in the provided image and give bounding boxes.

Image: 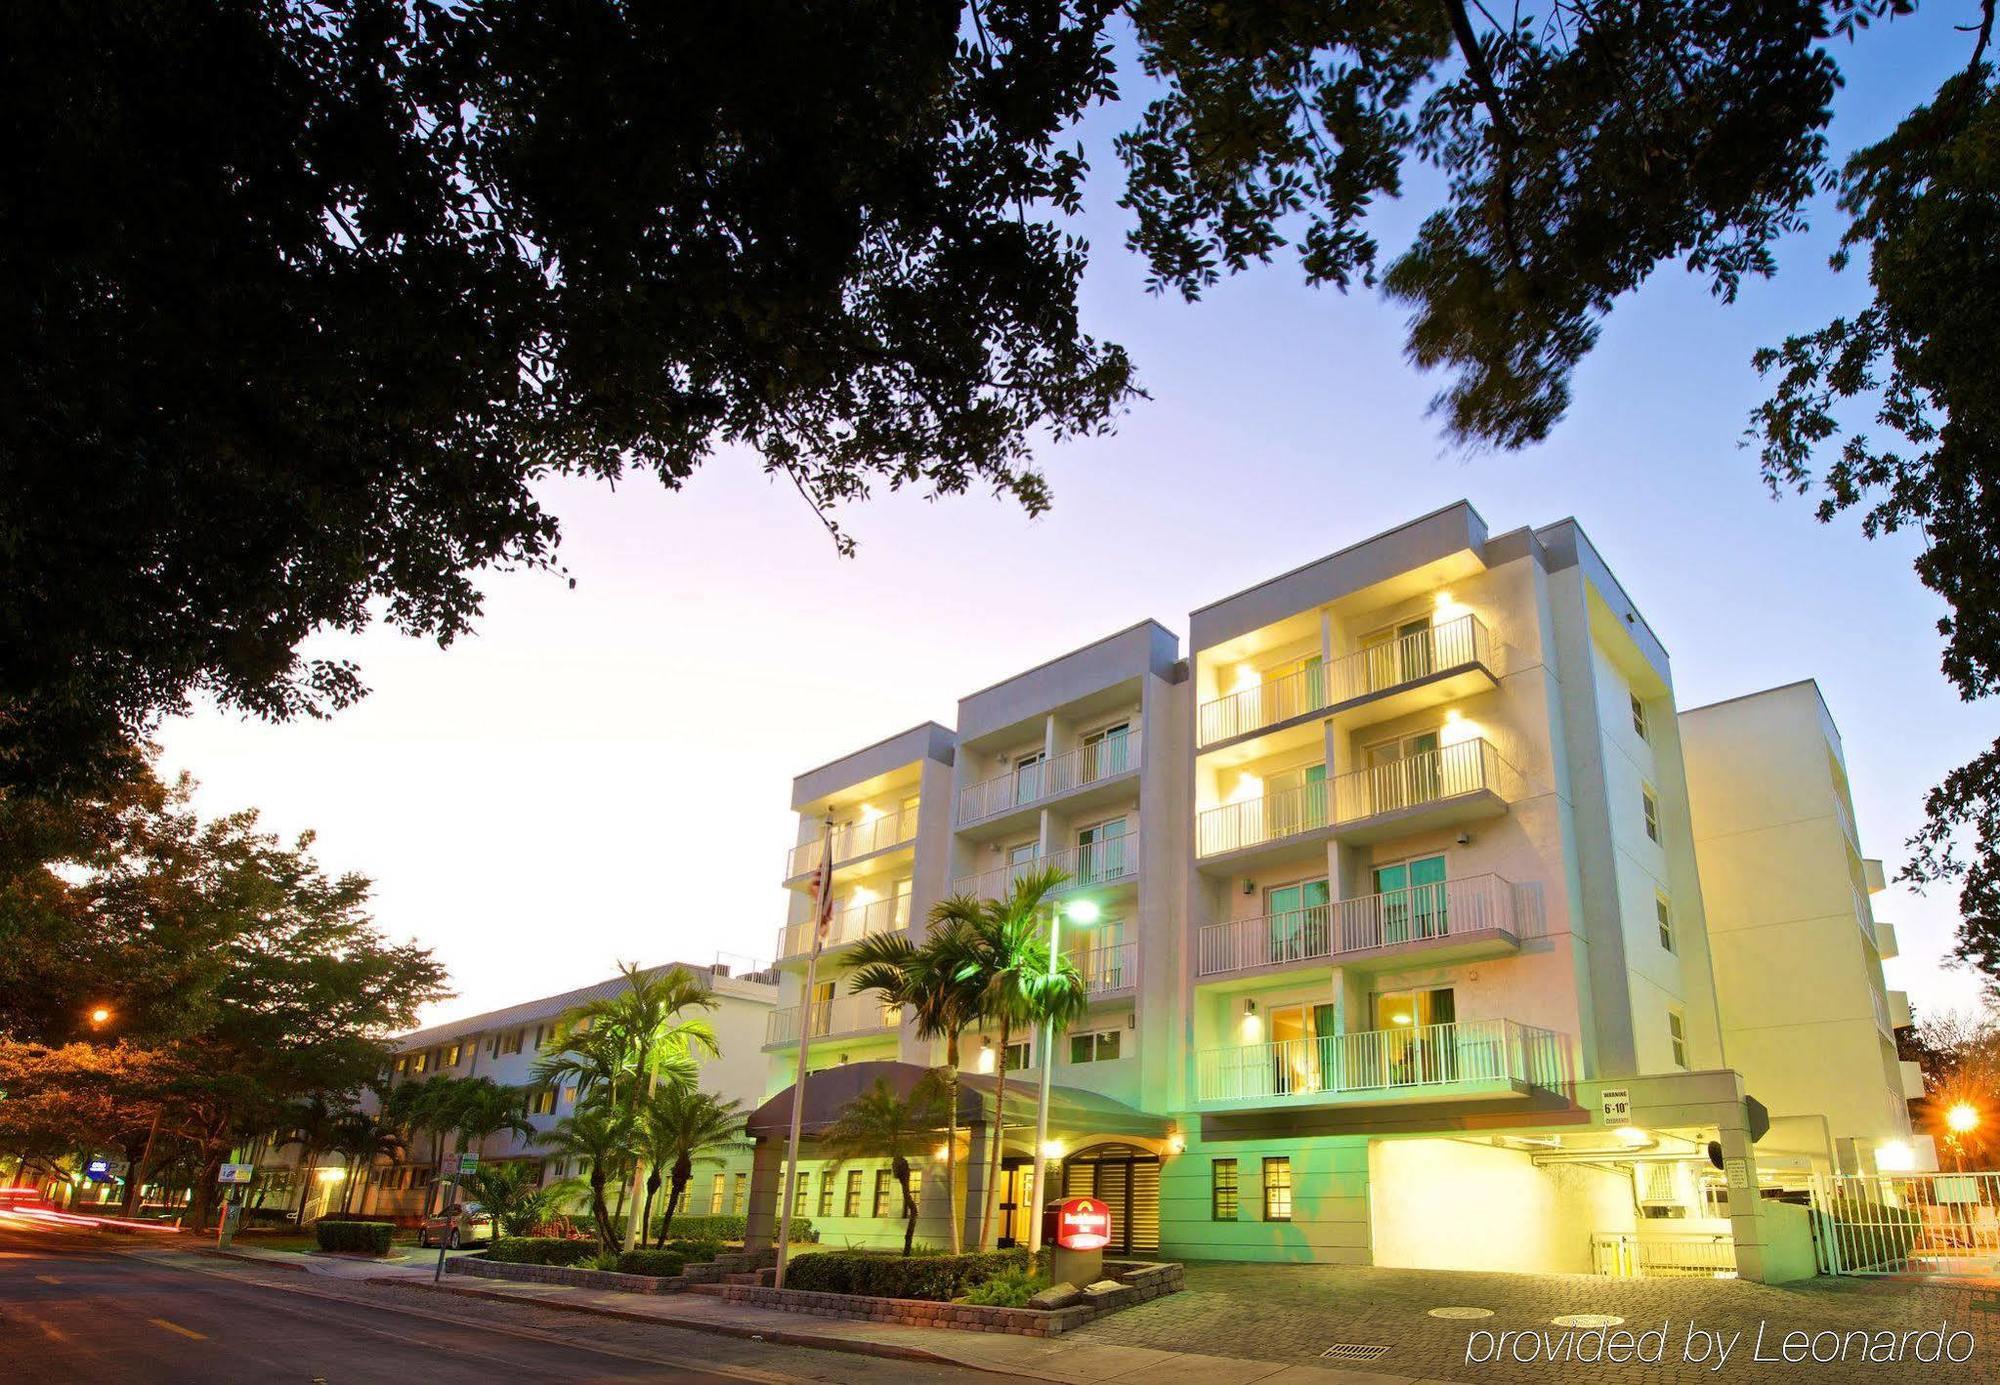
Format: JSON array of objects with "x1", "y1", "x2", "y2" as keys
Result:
[{"x1": 158, "y1": 8, "x2": 1997, "y2": 1031}]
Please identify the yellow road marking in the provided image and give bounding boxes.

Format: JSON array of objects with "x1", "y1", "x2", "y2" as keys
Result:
[
  {"x1": 149, "y1": 1316, "x2": 207, "y2": 1340},
  {"x1": 34, "y1": 1273, "x2": 61, "y2": 1284}
]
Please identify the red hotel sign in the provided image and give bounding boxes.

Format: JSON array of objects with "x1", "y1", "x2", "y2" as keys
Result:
[{"x1": 1054, "y1": 1196, "x2": 1111, "y2": 1251}]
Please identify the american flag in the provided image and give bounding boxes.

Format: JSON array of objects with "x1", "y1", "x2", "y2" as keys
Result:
[{"x1": 807, "y1": 818, "x2": 835, "y2": 952}]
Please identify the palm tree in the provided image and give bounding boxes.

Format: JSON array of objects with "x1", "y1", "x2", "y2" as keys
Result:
[
  {"x1": 460, "y1": 1160, "x2": 572, "y2": 1237},
  {"x1": 326, "y1": 1109, "x2": 405, "y2": 1215},
  {"x1": 817, "y1": 1076, "x2": 949, "y2": 1256},
  {"x1": 848, "y1": 916, "x2": 986, "y2": 1253},
  {"x1": 448, "y1": 1079, "x2": 535, "y2": 1163},
  {"x1": 383, "y1": 1075, "x2": 468, "y2": 1183},
  {"x1": 539, "y1": 1096, "x2": 633, "y2": 1251},
  {"x1": 533, "y1": 963, "x2": 722, "y2": 1251},
  {"x1": 274, "y1": 1092, "x2": 348, "y2": 1223},
  {"x1": 951, "y1": 866, "x2": 1089, "y2": 1251},
  {"x1": 640, "y1": 1084, "x2": 746, "y2": 1246}
]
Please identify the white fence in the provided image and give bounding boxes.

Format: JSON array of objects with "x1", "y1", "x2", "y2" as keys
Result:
[
  {"x1": 1591, "y1": 1231, "x2": 1736, "y2": 1278},
  {"x1": 957, "y1": 725, "x2": 1141, "y2": 824},
  {"x1": 1195, "y1": 1018, "x2": 1565, "y2": 1105},
  {"x1": 1812, "y1": 1172, "x2": 2000, "y2": 1276},
  {"x1": 950, "y1": 828, "x2": 1136, "y2": 899}
]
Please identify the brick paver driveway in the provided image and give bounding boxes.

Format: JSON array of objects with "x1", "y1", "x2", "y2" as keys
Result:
[{"x1": 1069, "y1": 1261, "x2": 1998, "y2": 1383}]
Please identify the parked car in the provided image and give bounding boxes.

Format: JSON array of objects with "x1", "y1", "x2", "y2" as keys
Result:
[{"x1": 417, "y1": 1200, "x2": 493, "y2": 1248}]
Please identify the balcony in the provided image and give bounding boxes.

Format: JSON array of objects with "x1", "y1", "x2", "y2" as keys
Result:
[
  {"x1": 950, "y1": 828, "x2": 1137, "y2": 900},
  {"x1": 1195, "y1": 1018, "x2": 1565, "y2": 1109},
  {"x1": 1076, "y1": 940, "x2": 1137, "y2": 997},
  {"x1": 786, "y1": 809, "x2": 917, "y2": 880},
  {"x1": 763, "y1": 993, "x2": 903, "y2": 1048},
  {"x1": 1196, "y1": 738, "x2": 1513, "y2": 863},
  {"x1": 1199, "y1": 614, "x2": 1493, "y2": 749},
  {"x1": 1196, "y1": 874, "x2": 1521, "y2": 978},
  {"x1": 775, "y1": 895, "x2": 909, "y2": 963},
  {"x1": 957, "y1": 724, "x2": 1142, "y2": 828}
]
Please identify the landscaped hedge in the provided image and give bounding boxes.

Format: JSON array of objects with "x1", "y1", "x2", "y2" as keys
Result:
[
  {"x1": 313, "y1": 1220, "x2": 394, "y2": 1255},
  {"x1": 615, "y1": 1249, "x2": 689, "y2": 1277},
  {"x1": 658, "y1": 1214, "x2": 815, "y2": 1243},
  {"x1": 786, "y1": 1248, "x2": 1030, "y2": 1302},
  {"x1": 662, "y1": 1238, "x2": 722, "y2": 1263},
  {"x1": 485, "y1": 1236, "x2": 600, "y2": 1266}
]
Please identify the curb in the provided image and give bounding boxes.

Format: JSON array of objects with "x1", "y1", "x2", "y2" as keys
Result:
[
  {"x1": 403, "y1": 1277, "x2": 971, "y2": 1371},
  {"x1": 200, "y1": 1248, "x2": 310, "y2": 1274}
]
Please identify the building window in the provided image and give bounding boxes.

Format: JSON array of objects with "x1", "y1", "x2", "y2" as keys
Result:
[
  {"x1": 1656, "y1": 893, "x2": 1675, "y2": 953},
  {"x1": 844, "y1": 1170, "x2": 863, "y2": 1217},
  {"x1": 411, "y1": 1053, "x2": 428, "y2": 1074},
  {"x1": 874, "y1": 1170, "x2": 893, "y2": 1218},
  {"x1": 793, "y1": 1171, "x2": 809, "y2": 1211},
  {"x1": 992, "y1": 1038, "x2": 1032, "y2": 1072},
  {"x1": 528, "y1": 1088, "x2": 556, "y2": 1116},
  {"x1": 817, "y1": 1171, "x2": 834, "y2": 1218},
  {"x1": 1642, "y1": 785, "x2": 1660, "y2": 843},
  {"x1": 1262, "y1": 1157, "x2": 1292, "y2": 1222},
  {"x1": 393, "y1": 1057, "x2": 408, "y2": 1075},
  {"x1": 444, "y1": 1043, "x2": 462, "y2": 1067},
  {"x1": 708, "y1": 1173, "x2": 726, "y2": 1215},
  {"x1": 560, "y1": 1084, "x2": 578, "y2": 1107},
  {"x1": 905, "y1": 1168, "x2": 922, "y2": 1213},
  {"x1": 499, "y1": 1029, "x2": 524, "y2": 1056},
  {"x1": 732, "y1": 1172, "x2": 747, "y2": 1215},
  {"x1": 1630, "y1": 692, "x2": 1647, "y2": 741},
  {"x1": 1668, "y1": 1008, "x2": 1689, "y2": 1069},
  {"x1": 1068, "y1": 1029, "x2": 1122, "y2": 1064},
  {"x1": 1211, "y1": 1159, "x2": 1239, "y2": 1221}
]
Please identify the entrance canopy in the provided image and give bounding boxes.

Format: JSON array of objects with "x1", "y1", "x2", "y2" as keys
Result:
[{"x1": 747, "y1": 1060, "x2": 1171, "y2": 1141}]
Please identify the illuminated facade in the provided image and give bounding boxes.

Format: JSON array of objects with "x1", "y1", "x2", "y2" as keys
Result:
[{"x1": 757, "y1": 503, "x2": 1884, "y2": 1281}]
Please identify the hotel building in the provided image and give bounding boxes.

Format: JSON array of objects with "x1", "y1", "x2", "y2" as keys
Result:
[{"x1": 747, "y1": 503, "x2": 1913, "y2": 1281}]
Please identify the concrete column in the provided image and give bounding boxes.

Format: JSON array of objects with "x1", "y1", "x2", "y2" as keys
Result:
[
  {"x1": 742, "y1": 1136, "x2": 786, "y2": 1251},
  {"x1": 1717, "y1": 1105, "x2": 1769, "y2": 1282}
]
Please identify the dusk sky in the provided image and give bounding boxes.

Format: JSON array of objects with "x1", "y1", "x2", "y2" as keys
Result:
[{"x1": 159, "y1": 8, "x2": 1994, "y2": 1031}]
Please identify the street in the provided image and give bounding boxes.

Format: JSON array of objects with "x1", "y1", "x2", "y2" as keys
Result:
[{"x1": 0, "y1": 1214, "x2": 1001, "y2": 1384}]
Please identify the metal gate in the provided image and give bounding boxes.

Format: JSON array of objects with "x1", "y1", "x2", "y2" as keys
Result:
[{"x1": 1811, "y1": 1172, "x2": 2000, "y2": 1276}]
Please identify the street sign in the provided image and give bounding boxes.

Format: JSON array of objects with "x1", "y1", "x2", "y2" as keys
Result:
[
  {"x1": 1600, "y1": 1087, "x2": 1632, "y2": 1125},
  {"x1": 1051, "y1": 1196, "x2": 1111, "y2": 1251},
  {"x1": 218, "y1": 1162, "x2": 255, "y2": 1185},
  {"x1": 457, "y1": 1153, "x2": 479, "y2": 1176}
]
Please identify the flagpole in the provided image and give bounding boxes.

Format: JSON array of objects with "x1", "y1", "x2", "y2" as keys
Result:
[{"x1": 774, "y1": 815, "x2": 833, "y2": 1291}]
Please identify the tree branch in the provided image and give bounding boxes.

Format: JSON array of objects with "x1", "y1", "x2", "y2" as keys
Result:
[{"x1": 1441, "y1": 0, "x2": 1525, "y2": 270}]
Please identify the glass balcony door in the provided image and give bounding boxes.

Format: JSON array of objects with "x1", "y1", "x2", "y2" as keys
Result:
[
  {"x1": 1263, "y1": 878, "x2": 1330, "y2": 965},
  {"x1": 1361, "y1": 616, "x2": 1435, "y2": 693},
  {"x1": 1370, "y1": 987, "x2": 1457, "y2": 1086},
  {"x1": 1371, "y1": 855, "x2": 1447, "y2": 945},
  {"x1": 1363, "y1": 731, "x2": 1441, "y2": 814}
]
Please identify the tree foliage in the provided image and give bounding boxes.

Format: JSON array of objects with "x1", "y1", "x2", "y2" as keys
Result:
[{"x1": 1747, "y1": 19, "x2": 2000, "y2": 990}]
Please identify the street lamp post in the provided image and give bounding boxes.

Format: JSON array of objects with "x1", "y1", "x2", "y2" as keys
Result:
[{"x1": 1026, "y1": 898, "x2": 1098, "y2": 1257}]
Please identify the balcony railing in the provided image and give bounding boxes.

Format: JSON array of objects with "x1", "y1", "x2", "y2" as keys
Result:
[
  {"x1": 1197, "y1": 739, "x2": 1507, "y2": 857},
  {"x1": 764, "y1": 993, "x2": 902, "y2": 1046},
  {"x1": 1199, "y1": 614, "x2": 1490, "y2": 746},
  {"x1": 775, "y1": 895, "x2": 909, "y2": 962},
  {"x1": 1074, "y1": 940, "x2": 1137, "y2": 995},
  {"x1": 1195, "y1": 1018, "x2": 1564, "y2": 1104},
  {"x1": 1196, "y1": 874, "x2": 1517, "y2": 976},
  {"x1": 786, "y1": 809, "x2": 917, "y2": 879},
  {"x1": 950, "y1": 829, "x2": 1137, "y2": 899},
  {"x1": 957, "y1": 725, "x2": 1142, "y2": 825}
]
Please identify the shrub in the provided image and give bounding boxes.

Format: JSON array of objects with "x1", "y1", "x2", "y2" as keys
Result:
[
  {"x1": 656, "y1": 1213, "x2": 816, "y2": 1244},
  {"x1": 589, "y1": 1250, "x2": 622, "y2": 1271},
  {"x1": 615, "y1": 1249, "x2": 688, "y2": 1277},
  {"x1": 785, "y1": 1248, "x2": 1029, "y2": 1302},
  {"x1": 1820, "y1": 1196, "x2": 1921, "y2": 1272},
  {"x1": 961, "y1": 1267, "x2": 1048, "y2": 1308},
  {"x1": 660, "y1": 1238, "x2": 721, "y2": 1264},
  {"x1": 485, "y1": 1236, "x2": 600, "y2": 1266},
  {"x1": 313, "y1": 1220, "x2": 394, "y2": 1255}
]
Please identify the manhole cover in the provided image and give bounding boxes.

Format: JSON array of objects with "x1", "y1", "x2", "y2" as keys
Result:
[
  {"x1": 1429, "y1": 1307, "x2": 1494, "y2": 1320},
  {"x1": 1322, "y1": 1343, "x2": 1391, "y2": 1362},
  {"x1": 1551, "y1": 1314, "x2": 1624, "y2": 1328}
]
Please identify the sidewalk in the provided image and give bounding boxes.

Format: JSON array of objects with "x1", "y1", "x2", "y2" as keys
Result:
[
  {"x1": 187, "y1": 1242, "x2": 469, "y2": 1282},
  {"x1": 396, "y1": 1269, "x2": 1460, "y2": 1385}
]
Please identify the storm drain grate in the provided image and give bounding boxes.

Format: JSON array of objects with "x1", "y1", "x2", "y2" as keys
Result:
[{"x1": 1322, "y1": 1344, "x2": 1392, "y2": 1362}]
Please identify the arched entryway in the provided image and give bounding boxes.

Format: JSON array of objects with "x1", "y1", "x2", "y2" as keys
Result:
[{"x1": 1061, "y1": 1143, "x2": 1161, "y2": 1254}]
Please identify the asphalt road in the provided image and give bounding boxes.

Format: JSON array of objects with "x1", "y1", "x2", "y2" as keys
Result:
[{"x1": 0, "y1": 1213, "x2": 990, "y2": 1384}]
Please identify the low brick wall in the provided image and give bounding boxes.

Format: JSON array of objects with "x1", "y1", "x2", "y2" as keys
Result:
[
  {"x1": 448, "y1": 1257, "x2": 689, "y2": 1295},
  {"x1": 709, "y1": 1260, "x2": 1184, "y2": 1338}
]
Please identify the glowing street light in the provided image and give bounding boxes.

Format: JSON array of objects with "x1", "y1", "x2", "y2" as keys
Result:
[
  {"x1": 87, "y1": 1006, "x2": 112, "y2": 1028},
  {"x1": 1946, "y1": 1102, "x2": 1981, "y2": 1136}
]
